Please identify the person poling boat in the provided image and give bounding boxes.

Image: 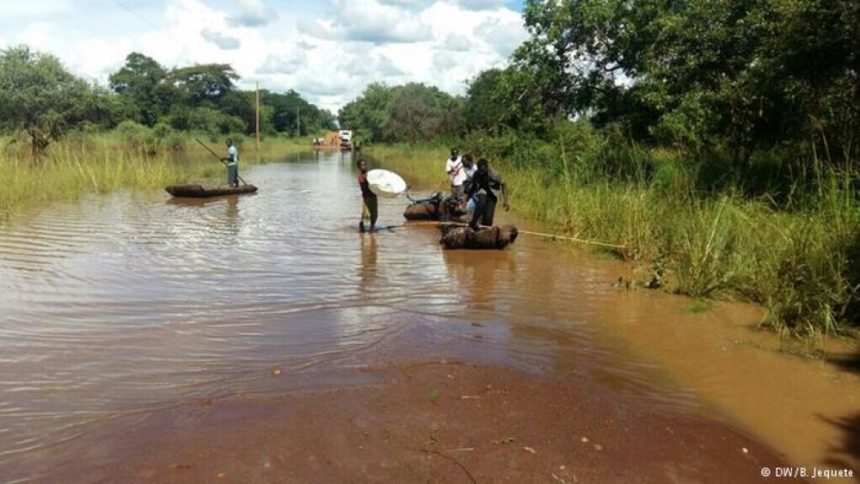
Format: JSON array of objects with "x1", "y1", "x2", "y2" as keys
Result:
[
  {"x1": 221, "y1": 138, "x2": 240, "y2": 188},
  {"x1": 166, "y1": 139, "x2": 255, "y2": 198},
  {"x1": 193, "y1": 138, "x2": 250, "y2": 187}
]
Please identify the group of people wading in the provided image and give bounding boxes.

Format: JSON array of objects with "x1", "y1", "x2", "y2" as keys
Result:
[{"x1": 357, "y1": 148, "x2": 510, "y2": 234}]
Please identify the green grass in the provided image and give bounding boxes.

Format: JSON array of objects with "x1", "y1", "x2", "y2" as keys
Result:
[
  {"x1": 365, "y1": 143, "x2": 860, "y2": 339},
  {"x1": 685, "y1": 300, "x2": 713, "y2": 313},
  {"x1": 0, "y1": 132, "x2": 309, "y2": 215}
]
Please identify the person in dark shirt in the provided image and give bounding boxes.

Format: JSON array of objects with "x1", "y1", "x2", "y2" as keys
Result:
[
  {"x1": 357, "y1": 159, "x2": 378, "y2": 233},
  {"x1": 466, "y1": 158, "x2": 509, "y2": 229}
]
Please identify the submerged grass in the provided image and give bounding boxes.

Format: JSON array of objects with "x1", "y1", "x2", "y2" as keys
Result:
[
  {"x1": 0, "y1": 132, "x2": 309, "y2": 215},
  {"x1": 366, "y1": 143, "x2": 860, "y2": 339}
]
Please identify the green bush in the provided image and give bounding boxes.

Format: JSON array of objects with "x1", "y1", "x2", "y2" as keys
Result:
[{"x1": 116, "y1": 120, "x2": 156, "y2": 153}]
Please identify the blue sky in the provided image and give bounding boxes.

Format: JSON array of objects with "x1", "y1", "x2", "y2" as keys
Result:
[{"x1": 0, "y1": 0, "x2": 529, "y2": 111}]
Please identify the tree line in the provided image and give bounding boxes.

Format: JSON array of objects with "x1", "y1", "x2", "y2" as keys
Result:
[
  {"x1": 0, "y1": 46, "x2": 337, "y2": 155},
  {"x1": 340, "y1": 0, "x2": 858, "y2": 197}
]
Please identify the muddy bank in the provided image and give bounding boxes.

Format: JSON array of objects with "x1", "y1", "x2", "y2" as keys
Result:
[{"x1": 52, "y1": 360, "x2": 788, "y2": 484}]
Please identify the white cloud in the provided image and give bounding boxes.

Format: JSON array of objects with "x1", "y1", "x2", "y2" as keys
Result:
[
  {"x1": 18, "y1": 22, "x2": 54, "y2": 51},
  {"x1": 257, "y1": 50, "x2": 308, "y2": 74},
  {"x1": 229, "y1": 0, "x2": 278, "y2": 27},
  {"x1": 3, "y1": 0, "x2": 72, "y2": 17},
  {"x1": 302, "y1": 0, "x2": 432, "y2": 44},
  {"x1": 443, "y1": 34, "x2": 473, "y2": 51},
  {"x1": 0, "y1": 0, "x2": 528, "y2": 113},
  {"x1": 474, "y1": 15, "x2": 527, "y2": 57},
  {"x1": 201, "y1": 28, "x2": 241, "y2": 50},
  {"x1": 451, "y1": 0, "x2": 506, "y2": 11}
]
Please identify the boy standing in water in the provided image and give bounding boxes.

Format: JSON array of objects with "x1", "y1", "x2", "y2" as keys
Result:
[
  {"x1": 357, "y1": 159, "x2": 378, "y2": 233},
  {"x1": 221, "y1": 138, "x2": 239, "y2": 187}
]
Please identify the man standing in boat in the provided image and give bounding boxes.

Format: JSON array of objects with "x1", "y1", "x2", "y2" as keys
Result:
[
  {"x1": 466, "y1": 158, "x2": 509, "y2": 229},
  {"x1": 357, "y1": 159, "x2": 378, "y2": 233},
  {"x1": 221, "y1": 138, "x2": 239, "y2": 188},
  {"x1": 446, "y1": 148, "x2": 466, "y2": 200},
  {"x1": 462, "y1": 153, "x2": 478, "y2": 214}
]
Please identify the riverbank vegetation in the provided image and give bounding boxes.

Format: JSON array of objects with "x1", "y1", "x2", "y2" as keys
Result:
[
  {"x1": 349, "y1": 0, "x2": 859, "y2": 339},
  {"x1": 0, "y1": 132, "x2": 307, "y2": 213},
  {"x1": 0, "y1": 45, "x2": 329, "y2": 212}
]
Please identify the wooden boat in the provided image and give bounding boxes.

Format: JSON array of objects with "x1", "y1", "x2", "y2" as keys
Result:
[
  {"x1": 403, "y1": 193, "x2": 467, "y2": 222},
  {"x1": 440, "y1": 225, "x2": 519, "y2": 250},
  {"x1": 165, "y1": 184, "x2": 258, "y2": 198}
]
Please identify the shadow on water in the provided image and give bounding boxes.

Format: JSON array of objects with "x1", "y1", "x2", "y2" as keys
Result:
[
  {"x1": 359, "y1": 233, "x2": 377, "y2": 288},
  {"x1": 822, "y1": 341, "x2": 860, "y2": 480},
  {"x1": 827, "y1": 348, "x2": 860, "y2": 375},
  {"x1": 821, "y1": 411, "x2": 860, "y2": 481}
]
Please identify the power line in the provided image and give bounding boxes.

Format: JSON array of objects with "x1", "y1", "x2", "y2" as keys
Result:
[
  {"x1": 110, "y1": 0, "x2": 164, "y2": 32},
  {"x1": 107, "y1": 0, "x2": 185, "y2": 54}
]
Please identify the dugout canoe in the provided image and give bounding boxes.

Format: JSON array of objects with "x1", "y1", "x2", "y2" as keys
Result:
[{"x1": 165, "y1": 184, "x2": 258, "y2": 198}]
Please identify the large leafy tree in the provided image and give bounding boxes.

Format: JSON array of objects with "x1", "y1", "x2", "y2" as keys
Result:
[
  {"x1": 516, "y1": 0, "x2": 859, "y2": 167},
  {"x1": 0, "y1": 45, "x2": 113, "y2": 155},
  {"x1": 339, "y1": 83, "x2": 396, "y2": 142},
  {"x1": 339, "y1": 83, "x2": 462, "y2": 144},
  {"x1": 384, "y1": 83, "x2": 461, "y2": 145},
  {"x1": 167, "y1": 64, "x2": 239, "y2": 107},
  {"x1": 263, "y1": 89, "x2": 336, "y2": 136},
  {"x1": 109, "y1": 52, "x2": 171, "y2": 126}
]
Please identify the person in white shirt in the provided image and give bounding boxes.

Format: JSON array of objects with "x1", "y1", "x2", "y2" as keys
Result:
[
  {"x1": 221, "y1": 138, "x2": 239, "y2": 187},
  {"x1": 445, "y1": 148, "x2": 466, "y2": 199}
]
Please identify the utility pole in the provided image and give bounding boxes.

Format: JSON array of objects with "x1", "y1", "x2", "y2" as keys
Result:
[
  {"x1": 255, "y1": 82, "x2": 260, "y2": 164},
  {"x1": 296, "y1": 106, "x2": 301, "y2": 138}
]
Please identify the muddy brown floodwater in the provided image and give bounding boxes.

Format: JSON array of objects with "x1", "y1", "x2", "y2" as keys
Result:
[{"x1": 0, "y1": 151, "x2": 857, "y2": 483}]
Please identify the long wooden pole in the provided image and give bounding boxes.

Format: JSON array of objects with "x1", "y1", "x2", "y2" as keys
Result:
[{"x1": 255, "y1": 81, "x2": 260, "y2": 164}]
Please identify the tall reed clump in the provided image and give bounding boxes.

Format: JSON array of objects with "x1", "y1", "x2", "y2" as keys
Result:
[
  {"x1": 0, "y1": 130, "x2": 312, "y2": 215},
  {"x1": 1, "y1": 132, "x2": 198, "y2": 214},
  {"x1": 366, "y1": 138, "x2": 860, "y2": 339}
]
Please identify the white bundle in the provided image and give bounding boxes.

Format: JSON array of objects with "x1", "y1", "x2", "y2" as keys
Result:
[{"x1": 366, "y1": 169, "x2": 407, "y2": 198}]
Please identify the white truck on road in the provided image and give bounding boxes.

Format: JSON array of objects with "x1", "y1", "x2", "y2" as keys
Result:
[{"x1": 339, "y1": 130, "x2": 353, "y2": 150}]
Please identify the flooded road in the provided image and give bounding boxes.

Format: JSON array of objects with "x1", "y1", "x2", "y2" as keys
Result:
[{"x1": 0, "y1": 151, "x2": 857, "y2": 482}]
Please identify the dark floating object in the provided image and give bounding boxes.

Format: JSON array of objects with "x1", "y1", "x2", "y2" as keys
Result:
[
  {"x1": 440, "y1": 224, "x2": 518, "y2": 250},
  {"x1": 403, "y1": 192, "x2": 467, "y2": 222},
  {"x1": 165, "y1": 184, "x2": 258, "y2": 198}
]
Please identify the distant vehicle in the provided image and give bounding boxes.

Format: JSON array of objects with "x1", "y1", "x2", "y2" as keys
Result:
[{"x1": 339, "y1": 130, "x2": 353, "y2": 150}]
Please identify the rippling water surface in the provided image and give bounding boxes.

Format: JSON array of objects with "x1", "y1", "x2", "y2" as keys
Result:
[{"x1": 0, "y1": 152, "x2": 705, "y2": 479}]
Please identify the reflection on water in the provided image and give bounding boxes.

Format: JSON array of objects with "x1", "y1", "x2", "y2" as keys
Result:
[
  {"x1": 359, "y1": 234, "x2": 377, "y2": 289},
  {"x1": 2, "y1": 150, "x2": 854, "y2": 479}
]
